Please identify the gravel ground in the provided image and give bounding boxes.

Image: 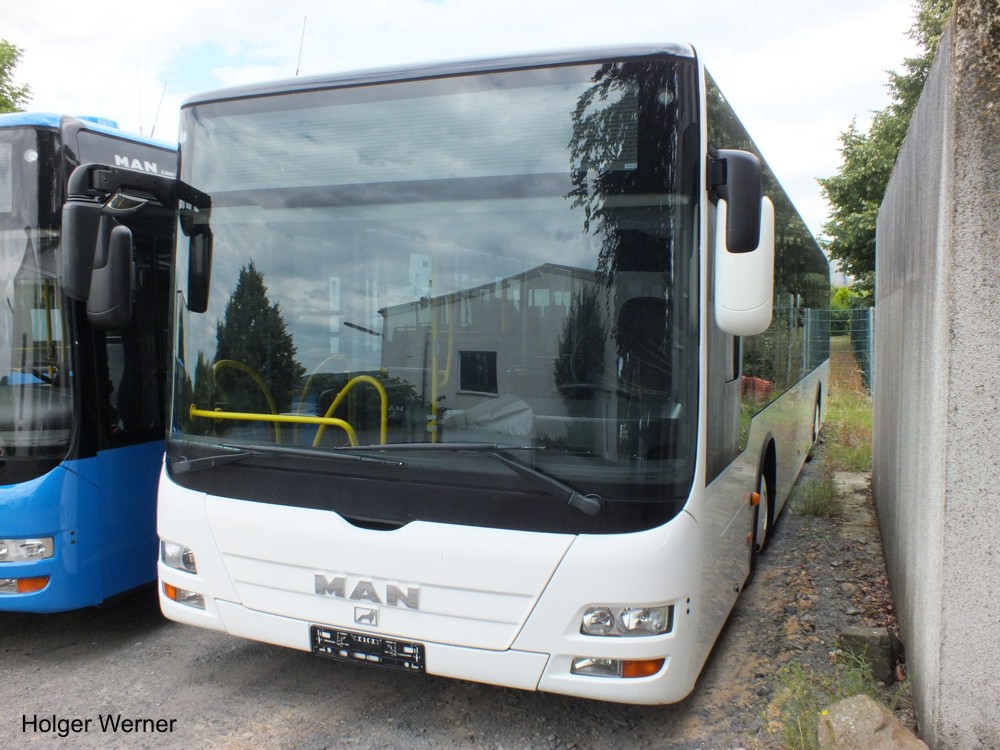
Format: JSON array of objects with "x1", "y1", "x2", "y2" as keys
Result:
[{"x1": 0, "y1": 437, "x2": 911, "y2": 750}]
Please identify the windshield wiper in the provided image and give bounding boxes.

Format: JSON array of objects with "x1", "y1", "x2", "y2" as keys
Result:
[
  {"x1": 335, "y1": 442, "x2": 539, "y2": 452},
  {"x1": 170, "y1": 448, "x2": 258, "y2": 474},
  {"x1": 337, "y1": 442, "x2": 603, "y2": 515},
  {"x1": 476, "y1": 450, "x2": 605, "y2": 517},
  {"x1": 170, "y1": 444, "x2": 404, "y2": 474},
  {"x1": 171, "y1": 442, "x2": 602, "y2": 515}
]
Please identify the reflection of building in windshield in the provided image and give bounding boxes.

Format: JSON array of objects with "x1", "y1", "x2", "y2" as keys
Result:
[
  {"x1": 379, "y1": 263, "x2": 625, "y2": 452},
  {"x1": 381, "y1": 263, "x2": 603, "y2": 392}
]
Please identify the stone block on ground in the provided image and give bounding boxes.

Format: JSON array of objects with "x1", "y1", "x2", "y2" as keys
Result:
[
  {"x1": 818, "y1": 694, "x2": 927, "y2": 750},
  {"x1": 837, "y1": 626, "x2": 902, "y2": 684}
]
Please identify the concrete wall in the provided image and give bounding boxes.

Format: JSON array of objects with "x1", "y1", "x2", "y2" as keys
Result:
[{"x1": 873, "y1": 1, "x2": 1000, "y2": 747}]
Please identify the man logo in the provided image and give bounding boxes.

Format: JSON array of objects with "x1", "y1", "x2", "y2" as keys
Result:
[
  {"x1": 314, "y1": 573, "x2": 420, "y2": 609},
  {"x1": 355, "y1": 607, "x2": 378, "y2": 626},
  {"x1": 113, "y1": 154, "x2": 162, "y2": 174}
]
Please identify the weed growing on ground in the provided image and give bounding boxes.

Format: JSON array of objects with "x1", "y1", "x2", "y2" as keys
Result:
[
  {"x1": 794, "y1": 467, "x2": 842, "y2": 518},
  {"x1": 834, "y1": 648, "x2": 909, "y2": 711},
  {"x1": 823, "y1": 393, "x2": 872, "y2": 472},
  {"x1": 764, "y1": 651, "x2": 908, "y2": 750},
  {"x1": 765, "y1": 662, "x2": 834, "y2": 750}
]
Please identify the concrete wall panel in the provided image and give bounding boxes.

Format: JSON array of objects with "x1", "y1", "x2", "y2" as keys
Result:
[{"x1": 874, "y1": 1, "x2": 1000, "y2": 747}]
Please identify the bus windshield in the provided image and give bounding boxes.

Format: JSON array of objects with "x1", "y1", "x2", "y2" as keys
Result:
[
  {"x1": 0, "y1": 128, "x2": 73, "y2": 477},
  {"x1": 171, "y1": 56, "x2": 701, "y2": 531}
]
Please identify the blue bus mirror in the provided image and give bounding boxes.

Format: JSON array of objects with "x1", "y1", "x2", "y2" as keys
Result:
[
  {"x1": 60, "y1": 199, "x2": 103, "y2": 301},
  {"x1": 86, "y1": 223, "x2": 133, "y2": 331}
]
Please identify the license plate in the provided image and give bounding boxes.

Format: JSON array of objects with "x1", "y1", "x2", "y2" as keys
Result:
[{"x1": 311, "y1": 626, "x2": 425, "y2": 673}]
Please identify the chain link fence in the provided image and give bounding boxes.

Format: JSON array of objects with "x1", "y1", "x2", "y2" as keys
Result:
[{"x1": 829, "y1": 307, "x2": 875, "y2": 398}]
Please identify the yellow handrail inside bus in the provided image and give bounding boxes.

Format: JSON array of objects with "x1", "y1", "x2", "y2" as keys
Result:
[
  {"x1": 188, "y1": 404, "x2": 359, "y2": 446},
  {"x1": 429, "y1": 296, "x2": 454, "y2": 442},
  {"x1": 296, "y1": 354, "x2": 353, "y2": 444},
  {"x1": 313, "y1": 374, "x2": 387, "y2": 447},
  {"x1": 213, "y1": 359, "x2": 280, "y2": 442}
]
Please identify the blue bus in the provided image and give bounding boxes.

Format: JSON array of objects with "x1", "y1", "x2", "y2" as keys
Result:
[{"x1": 0, "y1": 113, "x2": 175, "y2": 612}]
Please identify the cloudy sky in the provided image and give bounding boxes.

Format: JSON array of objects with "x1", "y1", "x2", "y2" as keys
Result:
[{"x1": 5, "y1": 0, "x2": 921, "y2": 239}]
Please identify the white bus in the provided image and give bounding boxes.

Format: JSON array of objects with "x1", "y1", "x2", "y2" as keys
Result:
[{"x1": 153, "y1": 45, "x2": 829, "y2": 704}]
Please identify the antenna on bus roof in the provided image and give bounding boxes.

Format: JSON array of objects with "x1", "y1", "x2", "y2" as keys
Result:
[
  {"x1": 728, "y1": 0, "x2": 759, "y2": 76},
  {"x1": 296, "y1": 15, "x2": 307, "y2": 76},
  {"x1": 150, "y1": 82, "x2": 167, "y2": 139},
  {"x1": 136, "y1": 64, "x2": 144, "y2": 135}
]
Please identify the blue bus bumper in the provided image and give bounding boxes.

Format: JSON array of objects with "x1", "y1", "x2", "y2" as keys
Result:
[{"x1": 0, "y1": 442, "x2": 162, "y2": 613}]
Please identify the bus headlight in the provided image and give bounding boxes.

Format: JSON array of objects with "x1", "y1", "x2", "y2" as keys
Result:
[
  {"x1": 580, "y1": 604, "x2": 673, "y2": 637},
  {"x1": 160, "y1": 540, "x2": 198, "y2": 573},
  {"x1": 0, "y1": 537, "x2": 55, "y2": 562}
]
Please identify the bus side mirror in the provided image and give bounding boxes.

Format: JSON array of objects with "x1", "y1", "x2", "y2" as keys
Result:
[
  {"x1": 61, "y1": 199, "x2": 103, "y2": 302},
  {"x1": 711, "y1": 149, "x2": 773, "y2": 336},
  {"x1": 187, "y1": 230, "x2": 213, "y2": 314},
  {"x1": 714, "y1": 196, "x2": 774, "y2": 336},
  {"x1": 714, "y1": 150, "x2": 763, "y2": 253},
  {"x1": 87, "y1": 223, "x2": 134, "y2": 330}
]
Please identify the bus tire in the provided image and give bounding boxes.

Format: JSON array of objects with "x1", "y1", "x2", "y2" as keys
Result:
[
  {"x1": 806, "y1": 396, "x2": 822, "y2": 462},
  {"x1": 753, "y1": 443, "x2": 776, "y2": 553}
]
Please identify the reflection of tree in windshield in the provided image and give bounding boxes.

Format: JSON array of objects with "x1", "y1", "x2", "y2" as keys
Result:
[
  {"x1": 566, "y1": 61, "x2": 693, "y2": 461},
  {"x1": 183, "y1": 260, "x2": 432, "y2": 444},
  {"x1": 182, "y1": 260, "x2": 305, "y2": 434},
  {"x1": 212, "y1": 261, "x2": 305, "y2": 415},
  {"x1": 554, "y1": 286, "x2": 607, "y2": 401},
  {"x1": 567, "y1": 62, "x2": 680, "y2": 286}
]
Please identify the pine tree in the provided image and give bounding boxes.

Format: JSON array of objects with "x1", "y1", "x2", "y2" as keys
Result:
[{"x1": 215, "y1": 261, "x2": 305, "y2": 413}]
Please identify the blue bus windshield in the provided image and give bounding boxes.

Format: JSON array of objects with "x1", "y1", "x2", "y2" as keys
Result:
[{"x1": 0, "y1": 126, "x2": 73, "y2": 477}]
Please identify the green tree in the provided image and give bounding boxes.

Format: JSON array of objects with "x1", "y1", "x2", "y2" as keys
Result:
[
  {"x1": 0, "y1": 40, "x2": 31, "y2": 112},
  {"x1": 818, "y1": 0, "x2": 953, "y2": 295},
  {"x1": 215, "y1": 261, "x2": 305, "y2": 414}
]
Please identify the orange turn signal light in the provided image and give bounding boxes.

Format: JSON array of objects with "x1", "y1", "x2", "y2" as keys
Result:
[
  {"x1": 16, "y1": 576, "x2": 50, "y2": 593},
  {"x1": 621, "y1": 659, "x2": 665, "y2": 679}
]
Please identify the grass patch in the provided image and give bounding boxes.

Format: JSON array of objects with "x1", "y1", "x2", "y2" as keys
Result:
[
  {"x1": 794, "y1": 469, "x2": 842, "y2": 518},
  {"x1": 766, "y1": 662, "x2": 834, "y2": 750},
  {"x1": 822, "y1": 393, "x2": 872, "y2": 472}
]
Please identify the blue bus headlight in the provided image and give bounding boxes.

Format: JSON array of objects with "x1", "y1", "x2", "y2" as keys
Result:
[
  {"x1": 160, "y1": 540, "x2": 198, "y2": 573},
  {"x1": 0, "y1": 537, "x2": 55, "y2": 562},
  {"x1": 580, "y1": 604, "x2": 674, "y2": 636}
]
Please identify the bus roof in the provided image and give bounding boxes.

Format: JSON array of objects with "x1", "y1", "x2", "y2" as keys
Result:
[
  {"x1": 0, "y1": 112, "x2": 174, "y2": 151},
  {"x1": 182, "y1": 43, "x2": 696, "y2": 109}
]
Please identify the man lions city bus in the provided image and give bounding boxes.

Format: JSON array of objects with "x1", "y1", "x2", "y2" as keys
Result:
[
  {"x1": 108, "y1": 45, "x2": 828, "y2": 702},
  {"x1": 0, "y1": 113, "x2": 175, "y2": 611}
]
